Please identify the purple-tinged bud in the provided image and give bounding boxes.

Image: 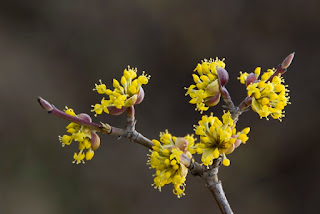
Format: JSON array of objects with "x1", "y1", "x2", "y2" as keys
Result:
[
  {"x1": 217, "y1": 67, "x2": 229, "y2": 87},
  {"x1": 38, "y1": 97, "x2": 53, "y2": 112},
  {"x1": 77, "y1": 113, "x2": 92, "y2": 122},
  {"x1": 205, "y1": 92, "x2": 221, "y2": 107},
  {"x1": 175, "y1": 137, "x2": 188, "y2": 152},
  {"x1": 91, "y1": 131, "x2": 101, "y2": 151},
  {"x1": 107, "y1": 106, "x2": 127, "y2": 115},
  {"x1": 135, "y1": 87, "x2": 145, "y2": 104},
  {"x1": 245, "y1": 73, "x2": 258, "y2": 87},
  {"x1": 281, "y1": 52, "x2": 295, "y2": 70},
  {"x1": 220, "y1": 87, "x2": 229, "y2": 98}
]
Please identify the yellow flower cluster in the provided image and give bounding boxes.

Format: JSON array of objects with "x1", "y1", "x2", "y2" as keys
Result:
[
  {"x1": 194, "y1": 111, "x2": 250, "y2": 167},
  {"x1": 239, "y1": 67, "x2": 290, "y2": 121},
  {"x1": 58, "y1": 107, "x2": 96, "y2": 164},
  {"x1": 92, "y1": 66, "x2": 150, "y2": 116},
  {"x1": 148, "y1": 130, "x2": 195, "y2": 198},
  {"x1": 185, "y1": 58, "x2": 225, "y2": 113}
]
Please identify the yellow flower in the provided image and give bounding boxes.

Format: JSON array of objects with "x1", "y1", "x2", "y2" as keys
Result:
[
  {"x1": 185, "y1": 58, "x2": 226, "y2": 113},
  {"x1": 58, "y1": 107, "x2": 100, "y2": 164},
  {"x1": 92, "y1": 66, "x2": 150, "y2": 116},
  {"x1": 147, "y1": 130, "x2": 195, "y2": 198},
  {"x1": 239, "y1": 67, "x2": 290, "y2": 121},
  {"x1": 194, "y1": 111, "x2": 250, "y2": 167}
]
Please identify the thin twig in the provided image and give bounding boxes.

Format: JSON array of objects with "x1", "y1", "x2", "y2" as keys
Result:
[
  {"x1": 181, "y1": 155, "x2": 233, "y2": 214},
  {"x1": 205, "y1": 158, "x2": 233, "y2": 214},
  {"x1": 38, "y1": 97, "x2": 153, "y2": 149},
  {"x1": 221, "y1": 52, "x2": 295, "y2": 121},
  {"x1": 38, "y1": 96, "x2": 233, "y2": 214}
]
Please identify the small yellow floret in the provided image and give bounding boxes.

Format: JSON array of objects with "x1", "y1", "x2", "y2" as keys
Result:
[
  {"x1": 86, "y1": 149, "x2": 94, "y2": 160},
  {"x1": 222, "y1": 159, "x2": 230, "y2": 166}
]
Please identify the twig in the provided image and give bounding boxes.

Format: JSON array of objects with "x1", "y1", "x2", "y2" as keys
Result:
[
  {"x1": 205, "y1": 158, "x2": 233, "y2": 214},
  {"x1": 38, "y1": 97, "x2": 153, "y2": 149},
  {"x1": 181, "y1": 155, "x2": 233, "y2": 214},
  {"x1": 38, "y1": 96, "x2": 233, "y2": 214},
  {"x1": 221, "y1": 52, "x2": 295, "y2": 121}
]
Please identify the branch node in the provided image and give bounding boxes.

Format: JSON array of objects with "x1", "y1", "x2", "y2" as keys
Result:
[{"x1": 100, "y1": 122, "x2": 112, "y2": 133}]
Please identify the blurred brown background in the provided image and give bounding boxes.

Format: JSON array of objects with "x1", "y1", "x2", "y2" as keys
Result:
[{"x1": 0, "y1": 0, "x2": 319, "y2": 213}]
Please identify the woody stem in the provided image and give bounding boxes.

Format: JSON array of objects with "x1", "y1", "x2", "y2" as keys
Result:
[
  {"x1": 38, "y1": 96, "x2": 233, "y2": 214},
  {"x1": 38, "y1": 97, "x2": 153, "y2": 149}
]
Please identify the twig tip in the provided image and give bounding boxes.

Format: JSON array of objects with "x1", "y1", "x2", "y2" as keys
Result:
[
  {"x1": 38, "y1": 97, "x2": 53, "y2": 112},
  {"x1": 281, "y1": 52, "x2": 295, "y2": 69}
]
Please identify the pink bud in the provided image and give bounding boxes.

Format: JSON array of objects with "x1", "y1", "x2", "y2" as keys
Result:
[
  {"x1": 175, "y1": 137, "x2": 188, "y2": 152},
  {"x1": 107, "y1": 106, "x2": 127, "y2": 115},
  {"x1": 234, "y1": 139, "x2": 242, "y2": 148},
  {"x1": 91, "y1": 131, "x2": 101, "y2": 151},
  {"x1": 77, "y1": 113, "x2": 92, "y2": 122},
  {"x1": 245, "y1": 73, "x2": 258, "y2": 87},
  {"x1": 217, "y1": 67, "x2": 229, "y2": 87},
  {"x1": 281, "y1": 52, "x2": 295, "y2": 69},
  {"x1": 135, "y1": 87, "x2": 145, "y2": 104},
  {"x1": 38, "y1": 97, "x2": 53, "y2": 112}
]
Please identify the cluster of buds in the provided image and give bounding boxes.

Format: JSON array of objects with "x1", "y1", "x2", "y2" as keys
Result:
[
  {"x1": 92, "y1": 66, "x2": 150, "y2": 116},
  {"x1": 147, "y1": 130, "x2": 195, "y2": 198},
  {"x1": 185, "y1": 58, "x2": 228, "y2": 113},
  {"x1": 238, "y1": 65, "x2": 290, "y2": 121},
  {"x1": 58, "y1": 107, "x2": 101, "y2": 164},
  {"x1": 193, "y1": 111, "x2": 250, "y2": 167}
]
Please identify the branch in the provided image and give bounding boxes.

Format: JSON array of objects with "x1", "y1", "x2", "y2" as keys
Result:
[
  {"x1": 37, "y1": 97, "x2": 153, "y2": 149},
  {"x1": 205, "y1": 158, "x2": 233, "y2": 214},
  {"x1": 221, "y1": 52, "x2": 295, "y2": 121},
  {"x1": 181, "y1": 155, "x2": 234, "y2": 214},
  {"x1": 38, "y1": 96, "x2": 233, "y2": 214}
]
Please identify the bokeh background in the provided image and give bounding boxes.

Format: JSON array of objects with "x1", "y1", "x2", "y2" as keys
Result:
[{"x1": 1, "y1": 0, "x2": 319, "y2": 213}]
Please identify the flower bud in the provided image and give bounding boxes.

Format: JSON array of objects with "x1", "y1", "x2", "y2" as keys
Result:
[
  {"x1": 112, "y1": 79, "x2": 120, "y2": 88},
  {"x1": 135, "y1": 87, "x2": 145, "y2": 104},
  {"x1": 245, "y1": 73, "x2": 258, "y2": 87},
  {"x1": 77, "y1": 113, "x2": 92, "y2": 122},
  {"x1": 38, "y1": 97, "x2": 53, "y2": 112},
  {"x1": 281, "y1": 52, "x2": 295, "y2": 70},
  {"x1": 222, "y1": 158, "x2": 230, "y2": 166},
  {"x1": 175, "y1": 137, "x2": 188, "y2": 152},
  {"x1": 120, "y1": 76, "x2": 127, "y2": 86},
  {"x1": 90, "y1": 131, "x2": 101, "y2": 151},
  {"x1": 107, "y1": 106, "x2": 127, "y2": 115},
  {"x1": 217, "y1": 67, "x2": 229, "y2": 87},
  {"x1": 204, "y1": 92, "x2": 221, "y2": 107},
  {"x1": 86, "y1": 149, "x2": 94, "y2": 160}
]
